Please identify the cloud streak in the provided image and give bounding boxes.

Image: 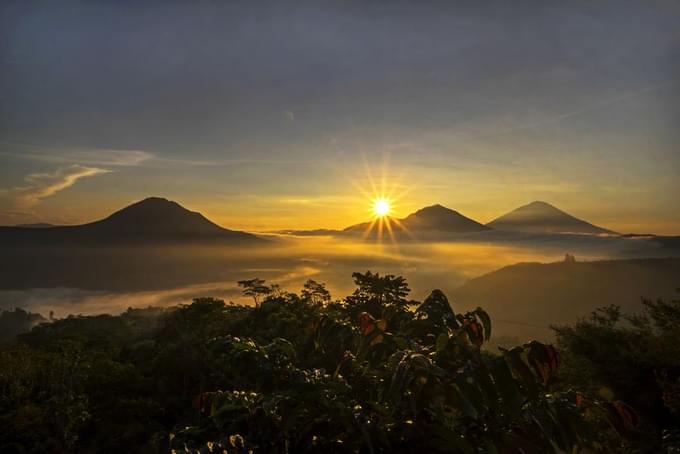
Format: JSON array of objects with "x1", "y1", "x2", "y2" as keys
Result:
[
  {"x1": 0, "y1": 165, "x2": 111, "y2": 214},
  {"x1": 0, "y1": 142, "x2": 322, "y2": 168},
  {"x1": 0, "y1": 143, "x2": 153, "y2": 167}
]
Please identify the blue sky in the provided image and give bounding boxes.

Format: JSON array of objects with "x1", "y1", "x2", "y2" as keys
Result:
[{"x1": 1, "y1": 0, "x2": 679, "y2": 232}]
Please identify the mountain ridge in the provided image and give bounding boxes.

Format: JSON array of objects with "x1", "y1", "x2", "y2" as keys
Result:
[
  {"x1": 342, "y1": 203, "x2": 488, "y2": 235},
  {"x1": 487, "y1": 201, "x2": 617, "y2": 235},
  {"x1": 84, "y1": 197, "x2": 233, "y2": 236},
  {"x1": 4, "y1": 199, "x2": 626, "y2": 239},
  {"x1": 400, "y1": 204, "x2": 489, "y2": 232},
  {"x1": 0, "y1": 197, "x2": 264, "y2": 244},
  {"x1": 452, "y1": 257, "x2": 680, "y2": 340}
]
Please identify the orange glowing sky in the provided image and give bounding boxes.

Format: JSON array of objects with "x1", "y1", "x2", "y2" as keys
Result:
[{"x1": 1, "y1": 2, "x2": 679, "y2": 234}]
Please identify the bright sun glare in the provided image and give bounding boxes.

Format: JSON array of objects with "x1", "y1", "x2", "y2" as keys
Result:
[
  {"x1": 352, "y1": 161, "x2": 410, "y2": 242},
  {"x1": 373, "y1": 198, "x2": 391, "y2": 217}
]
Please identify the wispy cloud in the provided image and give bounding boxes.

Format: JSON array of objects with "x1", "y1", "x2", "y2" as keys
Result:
[
  {"x1": 0, "y1": 141, "x2": 327, "y2": 168},
  {"x1": 153, "y1": 156, "x2": 326, "y2": 167},
  {"x1": 0, "y1": 143, "x2": 153, "y2": 167},
  {"x1": 0, "y1": 165, "x2": 111, "y2": 215}
]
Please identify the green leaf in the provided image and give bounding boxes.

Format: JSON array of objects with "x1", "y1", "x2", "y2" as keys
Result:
[
  {"x1": 456, "y1": 377, "x2": 485, "y2": 419},
  {"x1": 505, "y1": 348, "x2": 539, "y2": 400},
  {"x1": 435, "y1": 333, "x2": 449, "y2": 352},
  {"x1": 475, "y1": 364, "x2": 500, "y2": 412},
  {"x1": 475, "y1": 307, "x2": 492, "y2": 340},
  {"x1": 491, "y1": 358, "x2": 523, "y2": 418},
  {"x1": 393, "y1": 336, "x2": 408, "y2": 350},
  {"x1": 447, "y1": 383, "x2": 478, "y2": 420}
]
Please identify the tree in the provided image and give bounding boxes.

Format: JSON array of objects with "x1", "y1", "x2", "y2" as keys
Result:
[
  {"x1": 2, "y1": 272, "x2": 648, "y2": 453},
  {"x1": 301, "y1": 279, "x2": 331, "y2": 305},
  {"x1": 554, "y1": 295, "x2": 680, "y2": 452},
  {"x1": 345, "y1": 271, "x2": 414, "y2": 319},
  {"x1": 237, "y1": 278, "x2": 272, "y2": 307},
  {"x1": 0, "y1": 308, "x2": 46, "y2": 342}
]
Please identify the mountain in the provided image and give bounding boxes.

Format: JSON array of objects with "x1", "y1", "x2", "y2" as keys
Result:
[
  {"x1": 487, "y1": 201, "x2": 617, "y2": 235},
  {"x1": 0, "y1": 197, "x2": 263, "y2": 245},
  {"x1": 15, "y1": 223, "x2": 58, "y2": 228},
  {"x1": 452, "y1": 257, "x2": 680, "y2": 341},
  {"x1": 343, "y1": 204, "x2": 488, "y2": 236},
  {"x1": 274, "y1": 228, "x2": 342, "y2": 236},
  {"x1": 0, "y1": 197, "x2": 265, "y2": 290},
  {"x1": 84, "y1": 197, "x2": 239, "y2": 237},
  {"x1": 400, "y1": 204, "x2": 489, "y2": 233}
]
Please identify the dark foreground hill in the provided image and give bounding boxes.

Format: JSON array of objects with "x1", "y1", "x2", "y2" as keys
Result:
[
  {"x1": 0, "y1": 197, "x2": 263, "y2": 245},
  {"x1": 453, "y1": 257, "x2": 680, "y2": 340}
]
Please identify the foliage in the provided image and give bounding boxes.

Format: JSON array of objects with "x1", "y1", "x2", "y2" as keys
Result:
[
  {"x1": 0, "y1": 272, "x2": 646, "y2": 453},
  {"x1": 0, "y1": 308, "x2": 46, "y2": 343},
  {"x1": 237, "y1": 279, "x2": 272, "y2": 306},
  {"x1": 553, "y1": 296, "x2": 680, "y2": 452},
  {"x1": 301, "y1": 279, "x2": 332, "y2": 305}
]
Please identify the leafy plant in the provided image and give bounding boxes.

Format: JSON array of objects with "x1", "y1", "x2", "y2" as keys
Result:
[
  {"x1": 554, "y1": 295, "x2": 680, "y2": 452},
  {"x1": 0, "y1": 272, "x2": 645, "y2": 453}
]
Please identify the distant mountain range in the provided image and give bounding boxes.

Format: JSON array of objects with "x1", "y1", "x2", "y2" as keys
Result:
[
  {"x1": 281, "y1": 200, "x2": 620, "y2": 237},
  {"x1": 2, "y1": 197, "x2": 677, "y2": 296},
  {"x1": 0, "y1": 197, "x2": 648, "y2": 240},
  {"x1": 1, "y1": 197, "x2": 263, "y2": 245},
  {"x1": 343, "y1": 204, "x2": 489, "y2": 235},
  {"x1": 487, "y1": 201, "x2": 617, "y2": 235}
]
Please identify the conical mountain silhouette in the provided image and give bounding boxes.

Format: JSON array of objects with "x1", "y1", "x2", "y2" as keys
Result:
[
  {"x1": 400, "y1": 204, "x2": 488, "y2": 232},
  {"x1": 86, "y1": 197, "x2": 233, "y2": 236},
  {"x1": 344, "y1": 204, "x2": 487, "y2": 234},
  {"x1": 487, "y1": 201, "x2": 616, "y2": 235},
  {"x1": 80, "y1": 197, "x2": 262, "y2": 241},
  {"x1": 1, "y1": 197, "x2": 262, "y2": 244}
]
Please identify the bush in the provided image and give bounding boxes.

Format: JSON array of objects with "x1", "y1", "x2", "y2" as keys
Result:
[
  {"x1": 554, "y1": 296, "x2": 680, "y2": 452},
  {"x1": 0, "y1": 273, "x2": 637, "y2": 453}
]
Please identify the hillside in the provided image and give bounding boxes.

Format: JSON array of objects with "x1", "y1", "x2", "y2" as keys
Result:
[
  {"x1": 0, "y1": 198, "x2": 266, "y2": 291},
  {"x1": 487, "y1": 201, "x2": 616, "y2": 235},
  {"x1": 343, "y1": 204, "x2": 487, "y2": 236},
  {"x1": 400, "y1": 204, "x2": 489, "y2": 233},
  {"x1": 14, "y1": 223, "x2": 58, "y2": 228},
  {"x1": 0, "y1": 197, "x2": 263, "y2": 245},
  {"x1": 452, "y1": 257, "x2": 680, "y2": 340}
]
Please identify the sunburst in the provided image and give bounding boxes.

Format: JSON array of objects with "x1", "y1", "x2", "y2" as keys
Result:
[
  {"x1": 351, "y1": 159, "x2": 412, "y2": 244},
  {"x1": 373, "y1": 197, "x2": 392, "y2": 217}
]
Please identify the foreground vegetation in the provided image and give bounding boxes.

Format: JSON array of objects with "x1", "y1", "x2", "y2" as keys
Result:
[{"x1": 0, "y1": 272, "x2": 677, "y2": 453}]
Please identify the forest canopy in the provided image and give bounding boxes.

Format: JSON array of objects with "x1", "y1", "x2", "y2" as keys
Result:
[{"x1": 1, "y1": 273, "x2": 678, "y2": 453}]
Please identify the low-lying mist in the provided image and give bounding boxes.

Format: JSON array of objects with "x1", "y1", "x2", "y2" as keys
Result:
[{"x1": 3, "y1": 232, "x2": 678, "y2": 337}]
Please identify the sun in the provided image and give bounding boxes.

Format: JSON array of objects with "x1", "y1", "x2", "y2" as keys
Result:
[
  {"x1": 349, "y1": 158, "x2": 412, "y2": 243},
  {"x1": 373, "y1": 198, "x2": 392, "y2": 217}
]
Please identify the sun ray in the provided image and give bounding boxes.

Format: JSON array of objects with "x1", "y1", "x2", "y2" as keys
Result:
[
  {"x1": 348, "y1": 155, "x2": 417, "y2": 243},
  {"x1": 362, "y1": 218, "x2": 379, "y2": 240},
  {"x1": 384, "y1": 216, "x2": 397, "y2": 245}
]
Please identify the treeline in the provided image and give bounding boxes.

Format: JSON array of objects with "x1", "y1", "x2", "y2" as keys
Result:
[{"x1": 0, "y1": 272, "x2": 678, "y2": 453}]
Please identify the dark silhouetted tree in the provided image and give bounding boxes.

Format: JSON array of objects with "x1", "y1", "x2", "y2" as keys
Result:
[
  {"x1": 301, "y1": 279, "x2": 331, "y2": 305},
  {"x1": 237, "y1": 278, "x2": 272, "y2": 306}
]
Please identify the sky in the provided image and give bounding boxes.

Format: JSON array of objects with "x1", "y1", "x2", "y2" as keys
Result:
[{"x1": 1, "y1": 0, "x2": 679, "y2": 233}]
